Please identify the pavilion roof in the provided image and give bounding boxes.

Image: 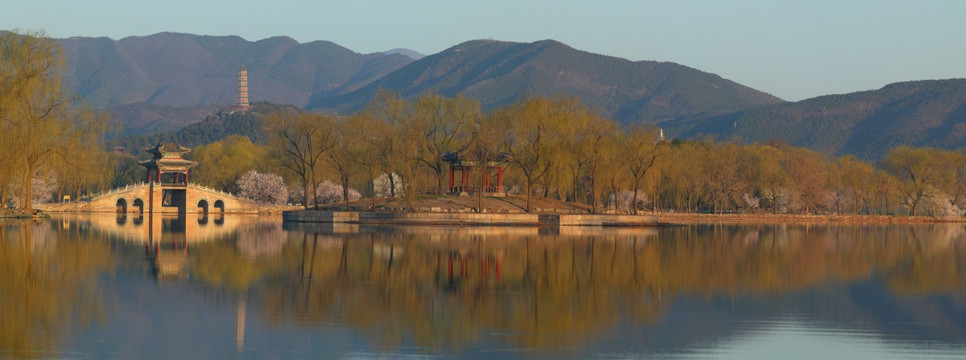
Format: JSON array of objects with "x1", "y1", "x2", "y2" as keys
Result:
[
  {"x1": 139, "y1": 157, "x2": 198, "y2": 170},
  {"x1": 145, "y1": 142, "x2": 191, "y2": 158},
  {"x1": 442, "y1": 152, "x2": 509, "y2": 166}
]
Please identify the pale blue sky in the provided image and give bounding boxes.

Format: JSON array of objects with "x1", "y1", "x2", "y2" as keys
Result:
[{"x1": 3, "y1": 0, "x2": 965, "y2": 101}]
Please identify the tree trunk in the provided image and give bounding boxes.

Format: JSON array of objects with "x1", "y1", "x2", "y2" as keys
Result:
[
  {"x1": 342, "y1": 174, "x2": 351, "y2": 211},
  {"x1": 436, "y1": 165, "x2": 444, "y2": 195},
  {"x1": 525, "y1": 180, "x2": 532, "y2": 213},
  {"x1": 632, "y1": 188, "x2": 640, "y2": 214},
  {"x1": 302, "y1": 178, "x2": 310, "y2": 210},
  {"x1": 310, "y1": 169, "x2": 319, "y2": 210},
  {"x1": 388, "y1": 173, "x2": 397, "y2": 198},
  {"x1": 22, "y1": 163, "x2": 36, "y2": 212},
  {"x1": 369, "y1": 174, "x2": 377, "y2": 210}
]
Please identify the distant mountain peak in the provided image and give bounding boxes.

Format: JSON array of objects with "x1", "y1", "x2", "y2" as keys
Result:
[
  {"x1": 59, "y1": 33, "x2": 414, "y2": 108},
  {"x1": 383, "y1": 48, "x2": 424, "y2": 60},
  {"x1": 662, "y1": 78, "x2": 966, "y2": 159},
  {"x1": 310, "y1": 38, "x2": 782, "y2": 123}
]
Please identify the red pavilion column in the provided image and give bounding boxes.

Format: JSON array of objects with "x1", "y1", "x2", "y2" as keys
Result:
[
  {"x1": 497, "y1": 166, "x2": 504, "y2": 192},
  {"x1": 448, "y1": 167, "x2": 455, "y2": 192},
  {"x1": 185, "y1": 169, "x2": 189, "y2": 184},
  {"x1": 483, "y1": 167, "x2": 490, "y2": 191}
]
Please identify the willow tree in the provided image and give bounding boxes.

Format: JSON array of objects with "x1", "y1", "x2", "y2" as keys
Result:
[
  {"x1": 497, "y1": 96, "x2": 578, "y2": 212},
  {"x1": 408, "y1": 92, "x2": 478, "y2": 195},
  {"x1": 623, "y1": 125, "x2": 661, "y2": 213},
  {"x1": 51, "y1": 142, "x2": 112, "y2": 202},
  {"x1": 836, "y1": 155, "x2": 875, "y2": 214},
  {"x1": 0, "y1": 31, "x2": 106, "y2": 211},
  {"x1": 324, "y1": 118, "x2": 361, "y2": 210},
  {"x1": 346, "y1": 114, "x2": 383, "y2": 209},
  {"x1": 880, "y1": 146, "x2": 946, "y2": 216},
  {"x1": 361, "y1": 90, "x2": 409, "y2": 199},
  {"x1": 190, "y1": 135, "x2": 267, "y2": 193},
  {"x1": 558, "y1": 109, "x2": 612, "y2": 208},
  {"x1": 783, "y1": 147, "x2": 830, "y2": 214}
]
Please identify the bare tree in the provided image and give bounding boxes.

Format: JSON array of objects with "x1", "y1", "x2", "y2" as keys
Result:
[
  {"x1": 624, "y1": 125, "x2": 661, "y2": 214},
  {"x1": 264, "y1": 113, "x2": 335, "y2": 209}
]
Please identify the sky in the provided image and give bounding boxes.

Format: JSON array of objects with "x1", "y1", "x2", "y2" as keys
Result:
[{"x1": 2, "y1": 0, "x2": 965, "y2": 101}]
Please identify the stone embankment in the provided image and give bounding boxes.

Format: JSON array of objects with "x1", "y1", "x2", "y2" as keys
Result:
[
  {"x1": 283, "y1": 210, "x2": 658, "y2": 227},
  {"x1": 0, "y1": 209, "x2": 48, "y2": 219}
]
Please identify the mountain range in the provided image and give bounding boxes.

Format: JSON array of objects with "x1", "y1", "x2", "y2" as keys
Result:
[
  {"x1": 60, "y1": 32, "x2": 414, "y2": 108},
  {"x1": 55, "y1": 33, "x2": 966, "y2": 159},
  {"x1": 308, "y1": 39, "x2": 783, "y2": 121},
  {"x1": 662, "y1": 79, "x2": 966, "y2": 159}
]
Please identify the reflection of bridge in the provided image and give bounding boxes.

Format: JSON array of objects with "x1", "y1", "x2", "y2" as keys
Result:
[
  {"x1": 77, "y1": 213, "x2": 256, "y2": 280},
  {"x1": 79, "y1": 212, "x2": 251, "y2": 244}
]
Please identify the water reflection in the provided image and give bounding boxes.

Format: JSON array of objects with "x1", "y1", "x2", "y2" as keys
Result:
[
  {"x1": 0, "y1": 219, "x2": 112, "y2": 358},
  {"x1": 1, "y1": 217, "x2": 964, "y2": 358}
]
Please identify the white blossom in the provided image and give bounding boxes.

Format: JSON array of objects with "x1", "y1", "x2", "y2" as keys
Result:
[
  {"x1": 237, "y1": 170, "x2": 288, "y2": 205},
  {"x1": 315, "y1": 180, "x2": 362, "y2": 205}
]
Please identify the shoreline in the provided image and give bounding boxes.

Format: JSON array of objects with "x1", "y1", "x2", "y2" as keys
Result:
[
  {"x1": 282, "y1": 210, "x2": 660, "y2": 227},
  {"x1": 656, "y1": 212, "x2": 966, "y2": 224}
]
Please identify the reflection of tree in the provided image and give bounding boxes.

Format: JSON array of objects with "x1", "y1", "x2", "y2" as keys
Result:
[
  {"x1": 189, "y1": 220, "x2": 294, "y2": 293},
  {"x1": 235, "y1": 222, "x2": 287, "y2": 258},
  {"x1": 0, "y1": 220, "x2": 112, "y2": 357},
  {"x1": 253, "y1": 224, "x2": 964, "y2": 353}
]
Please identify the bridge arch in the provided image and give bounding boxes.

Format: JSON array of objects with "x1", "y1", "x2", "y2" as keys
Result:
[
  {"x1": 213, "y1": 199, "x2": 225, "y2": 214},
  {"x1": 132, "y1": 198, "x2": 144, "y2": 213},
  {"x1": 116, "y1": 198, "x2": 128, "y2": 213},
  {"x1": 197, "y1": 199, "x2": 209, "y2": 214}
]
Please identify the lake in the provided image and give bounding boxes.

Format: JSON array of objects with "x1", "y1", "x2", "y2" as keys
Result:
[{"x1": 1, "y1": 214, "x2": 965, "y2": 359}]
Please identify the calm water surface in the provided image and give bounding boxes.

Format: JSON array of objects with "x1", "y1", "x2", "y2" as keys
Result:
[{"x1": 1, "y1": 214, "x2": 965, "y2": 359}]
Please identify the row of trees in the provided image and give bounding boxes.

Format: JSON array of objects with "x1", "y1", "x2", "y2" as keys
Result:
[
  {"x1": 0, "y1": 31, "x2": 109, "y2": 211},
  {"x1": 263, "y1": 90, "x2": 966, "y2": 217},
  {"x1": 263, "y1": 92, "x2": 662, "y2": 212}
]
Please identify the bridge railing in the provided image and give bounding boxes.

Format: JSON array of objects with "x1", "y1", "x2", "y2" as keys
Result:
[
  {"x1": 81, "y1": 182, "x2": 240, "y2": 201},
  {"x1": 82, "y1": 182, "x2": 150, "y2": 201},
  {"x1": 187, "y1": 183, "x2": 234, "y2": 196}
]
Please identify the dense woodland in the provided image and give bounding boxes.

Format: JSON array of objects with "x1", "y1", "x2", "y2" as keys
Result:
[{"x1": 4, "y1": 32, "x2": 966, "y2": 218}]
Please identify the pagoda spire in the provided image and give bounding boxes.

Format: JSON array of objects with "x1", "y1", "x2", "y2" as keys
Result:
[{"x1": 237, "y1": 64, "x2": 250, "y2": 110}]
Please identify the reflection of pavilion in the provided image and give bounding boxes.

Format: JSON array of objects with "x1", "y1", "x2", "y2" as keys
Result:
[{"x1": 89, "y1": 213, "x2": 245, "y2": 244}]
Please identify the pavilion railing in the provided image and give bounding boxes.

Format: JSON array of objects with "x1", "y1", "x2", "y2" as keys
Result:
[{"x1": 449, "y1": 185, "x2": 504, "y2": 193}]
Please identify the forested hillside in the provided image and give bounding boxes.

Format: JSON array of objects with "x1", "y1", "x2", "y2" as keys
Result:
[
  {"x1": 101, "y1": 102, "x2": 224, "y2": 137},
  {"x1": 58, "y1": 33, "x2": 414, "y2": 108},
  {"x1": 108, "y1": 102, "x2": 302, "y2": 154},
  {"x1": 662, "y1": 79, "x2": 966, "y2": 159},
  {"x1": 308, "y1": 39, "x2": 783, "y2": 123}
]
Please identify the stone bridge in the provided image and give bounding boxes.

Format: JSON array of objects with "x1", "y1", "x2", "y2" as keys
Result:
[{"x1": 79, "y1": 182, "x2": 257, "y2": 214}]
